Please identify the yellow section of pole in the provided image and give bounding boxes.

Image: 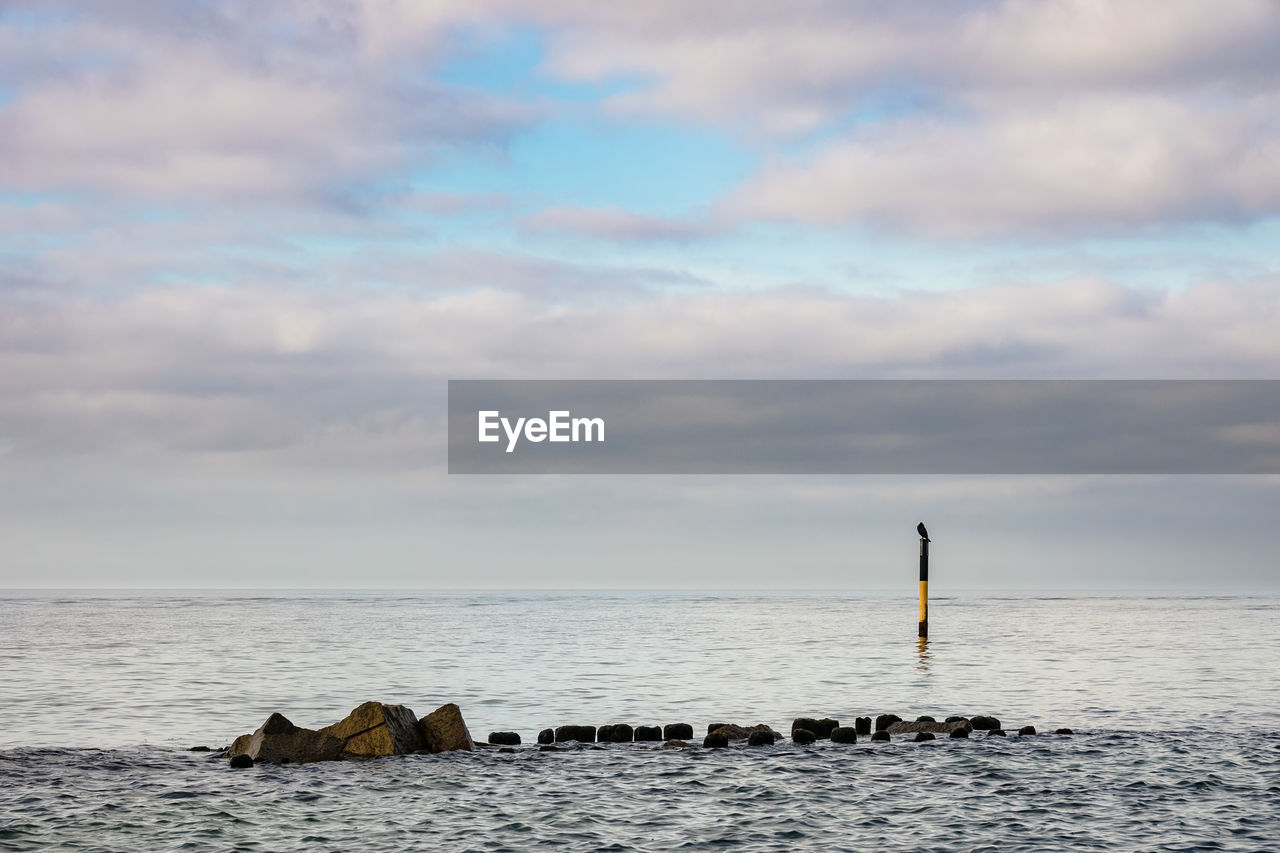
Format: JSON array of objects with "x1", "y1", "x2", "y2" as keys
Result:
[{"x1": 918, "y1": 580, "x2": 928, "y2": 638}]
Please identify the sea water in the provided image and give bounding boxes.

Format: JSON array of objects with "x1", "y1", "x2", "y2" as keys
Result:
[{"x1": 1, "y1": 591, "x2": 1277, "y2": 851}]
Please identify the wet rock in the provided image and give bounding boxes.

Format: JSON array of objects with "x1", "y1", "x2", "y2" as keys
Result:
[
  {"x1": 322, "y1": 701, "x2": 423, "y2": 758},
  {"x1": 664, "y1": 723, "x2": 693, "y2": 740},
  {"x1": 227, "y1": 712, "x2": 344, "y2": 765},
  {"x1": 949, "y1": 727, "x2": 970, "y2": 738},
  {"x1": 188, "y1": 746, "x2": 211, "y2": 752},
  {"x1": 830, "y1": 727, "x2": 857, "y2": 744},
  {"x1": 229, "y1": 753, "x2": 254, "y2": 769},
  {"x1": 711, "y1": 724, "x2": 782, "y2": 742},
  {"x1": 600, "y1": 724, "x2": 634, "y2": 743},
  {"x1": 791, "y1": 729, "x2": 816, "y2": 745},
  {"x1": 747, "y1": 730, "x2": 777, "y2": 746},
  {"x1": 707, "y1": 722, "x2": 729, "y2": 735},
  {"x1": 661, "y1": 739, "x2": 692, "y2": 749},
  {"x1": 854, "y1": 717, "x2": 872, "y2": 736},
  {"x1": 554, "y1": 725, "x2": 596, "y2": 743},
  {"x1": 870, "y1": 730, "x2": 891, "y2": 742},
  {"x1": 792, "y1": 718, "x2": 840, "y2": 739},
  {"x1": 703, "y1": 732, "x2": 730, "y2": 749},
  {"x1": 915, "y1": 716, "x2": 936, "y2": 723},
  {"x1": 887, "y1": 719, "x2": 972, "y2": 735},
  {"x1": 969, "y1": 715, "x2": 1001, "y2": 731},
  {"x1": 1018, "y1": 726, "x2": 1037, "y2": 736},
  {"x1": 1054, "y1": 728, "x2": 1073, "y2": 735},
  {"x1": 914, "y1": 732, "x2": 936, "y2": 742},
  {"x1": 418, "y1": 703, "x2": 475, "y2": 753},
  {"x1": 987, "y1": 729, "x2": 1007, "y2": 737},
  {"x1": 875, "y1": 714, "x2": 902, "y2": 732},
  {"x1": 944, "y1": 716, "x2": 968, "y2": 724},
  {"x1": 539, "y1": 744, "x2": 560, "y2": 752},
  {"x1": 498, "y1": 747, "x2": 516, "y2": 754},
  {"x1": 488, "y1": 731, "x2": 521, "y2": 746},
  {"x1": 634, "y1": 726, "x2": 663, "y2": 742},
  {"x1": 537, "y1": 728, "x2": 554, "y2": 745}
]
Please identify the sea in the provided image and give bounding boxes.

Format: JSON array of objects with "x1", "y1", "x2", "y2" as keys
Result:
[{"x1": 0, "y1": 591, "x2": 1277, "y2": 851}]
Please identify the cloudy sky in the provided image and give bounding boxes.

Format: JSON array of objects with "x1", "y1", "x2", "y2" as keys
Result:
[{"x1": 2, "y1": 1, "x2": 1278, "y2": 589}]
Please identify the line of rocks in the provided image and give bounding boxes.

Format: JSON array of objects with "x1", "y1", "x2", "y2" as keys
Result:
[{"x1": 217, "y1": 706, "x2": 1074, "y2": 766}]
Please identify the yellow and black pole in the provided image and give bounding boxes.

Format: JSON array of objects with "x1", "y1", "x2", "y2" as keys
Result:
[{"x1": 917, "y1": 521, "x2": 930, "y2": 639}]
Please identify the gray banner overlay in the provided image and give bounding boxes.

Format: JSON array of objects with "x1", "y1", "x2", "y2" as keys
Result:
[{"x1": 448, "y1": 380, "x2": 1280, "y2": 474}]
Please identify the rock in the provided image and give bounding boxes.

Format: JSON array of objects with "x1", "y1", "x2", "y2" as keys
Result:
[
  {"x1": 498, "y1": 747, "x2": 516, "y2": 754},
  {"x1": 537, "y1": 728, "x2": 555, "y2": 745},
  {"x1": 664, "y1": 723, "x2": 693, "y2": 740},
  {"x1": 599, "y1": 724, "x2": 633, "y2": 743},
  {"x1": 321, "y1": 701, "x2": 422, "y2": 758},
  {"x1": 554, "y1": 725, "x2": 596, "y2": 743},
  {"x1": 707, "y1": 722, "x2": 729, "y2": 735},
  {"x1": 914, "y1": 732, "x2": 936, "y2": 742},
  {"x1": 634, "y1": 726, "x2": 663, "y2": 742},
  {"x1": 830, "y1": 727, "x2": 857, "y2": 744},
  {"x1": 229, "y1": 753, "x2": 254, "y2": 768},
  {"x1": 949, "y1": 727, "x2": 970, "y2": 738},
  {"x1": 1054, "y1": 728, "x2": 1073, "y2": 735},
  {"x1": 969, "y1": 715, "x2": 1001, "y2": 731},
  {"x1": 703, "y1": 732, "x2": 729, "y2": 749},
  {"x1": 875, "y1": 714, "x2": 902, "y2": 732},
  {"x1": 188, "y1": 746, "x2": 211, "y2": 752},
  {"x1": 747, "y1": 730, "x2": 776, "y2": 746},
  {"x1": 791, "y1": 729, "x2": 816, "y2": 745},
  {"x1": 227, "y1": 712, "x2": 344, "y2": 765},
  {"x1": 854, "y1": 717, "x2": 872, "y2": 736},
  {"x1": 944, "y1": 716, "x2": 968, "y2": 724},
  {"x1": 791, "y1": 718, "x2": 839, "y2": 739},
  {"x1": 915, "y1": 716, "x2": 936, "y2": 723},
  {"x1": 418, "y1": 703, "x2": 475, "y2": 753},
  {"x1": 711, "y1": 724, "x2": 782, "y2": 742},
  {"x1": 1018, "y1": 726, "x2": 1037, "y2": 736},
  {"x1": 870, "y1": 730, "x2": 890, "y2": 742},
  {"x1": 988, "y1": 729, "x2": 1007, "y2": 737},
  {"x1": 488, "y1": 731, "x2": 521, "y2": 746},
  {"x1": 886, "y1": 719, "x2": 972, "y2": 735},
  {"x1": 661, "y1": 739, "x2": 692, "y2": 749},
  {"x1": 539, "y1": 744, "x2": 560, "y2": 752}
]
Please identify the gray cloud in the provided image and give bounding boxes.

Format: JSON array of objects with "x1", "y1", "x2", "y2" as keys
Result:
[{"x1": 518, "y1": 206, "x2": 723, "y2": 242}]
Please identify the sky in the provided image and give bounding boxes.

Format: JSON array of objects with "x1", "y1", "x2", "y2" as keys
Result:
[{"x1": 1, "y1": 1, "x2": 1278, "y2": 589}]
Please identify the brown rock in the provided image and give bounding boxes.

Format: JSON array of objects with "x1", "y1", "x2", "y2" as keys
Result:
[
  {"x1": 321, "y1": 701, "x2": 423, "y2": 757},
  {"x1": 710, "y1": 723, "x2": 782, "y2": 741},
  {"x1": 886, "y1": 719, "x2": 973, "y2": 735},
  {"x1": 418, "y1": 703, "x2": 475, "y2": 753},
  {"x1": 227, "y1": 712, "x2": 344, "y2": 765}
]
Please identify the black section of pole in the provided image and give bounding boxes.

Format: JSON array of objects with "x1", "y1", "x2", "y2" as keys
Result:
[{"x1": 918, "y1": 538, "x2": 929, "y2": 639}]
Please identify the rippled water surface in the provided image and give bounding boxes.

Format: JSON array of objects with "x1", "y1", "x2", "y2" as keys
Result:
[{"x1": 2, "y1": 591, "x2": 1278, "y2": 850}]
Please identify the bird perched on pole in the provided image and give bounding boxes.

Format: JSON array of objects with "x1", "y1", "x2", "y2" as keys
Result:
[{"x1": 917, "y1": 522, "x2": 930, "y2": 541}]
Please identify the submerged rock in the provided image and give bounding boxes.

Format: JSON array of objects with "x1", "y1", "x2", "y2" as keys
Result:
[
  {"x1": 554, "y1": 725, "x2": 596, "y2": 743},
  {"x1": 664, "y1": 723, "x2": 693, "y2": 740},
  {"x1": 661, "y1": 739, "x2": 692, "y2": 749},
  {"x1": 229, "y1": 753, "x2": 254, "y2": 768},
  {"x1": 914, "y1": 732, "x2": 936, "y2": 742},
  {"x1": 870, "y1": 731, "x2": 891, "y2": 742},
  {"x1": 703, "y1": 732, "x2": 730, "y2": 749},
  {"x1": 1055, "y1": 728, "x2": 1074, "y2": 735},
  {"x1": 634, "y1": 725, "x2": 663, "y2": 742},
  {"x1": 227, "y1": 713, "x2": 344, "y2": 765},
  {"x1": 488, "y1": 731, "x2": 521, "y2": 746},
  {"x1": 419, "y1": 703, "x2": 475, "y2": 753},
  {"x1": 537, "y1": 728, "x2": 554, "y2": 745},
  {"x1": 188, "y1": 746, "x2": 211, "y2": 752},
  {"x1": 830, "y1": 727, "x2": 858, "y2": 744},
  {"x1": 791, "y1": 729, "x2": 816, "y2": 745},
  {"x1": 875, "y1": 714, "x2": 902, "y2": 732},
  {"x1": 969, "y1": 715, "x2": 1001, "y2": 731},
  {"x1": 988, "y1": 729, "x2": 1007, "y2": 737},
  {"x1": 1018, "y1": 726, "x2": 1037, "y2": 736},
  {"x1": 949, "y1": 727, "x2": 970, "y2": 739},
  {"x1": 854, "y1": 717, "x2": 872, "y2": 736},
  {"x1": 747, "y1": 730, "x2": 777, "y2": 746},
  {"x1": 322, "y1": 701, "x2": 423, "y2": 758}
]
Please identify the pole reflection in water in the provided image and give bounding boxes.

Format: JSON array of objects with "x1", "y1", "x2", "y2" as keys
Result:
[{"x1": 915, "y1": 637, "x2": 931, "y2": 674}]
